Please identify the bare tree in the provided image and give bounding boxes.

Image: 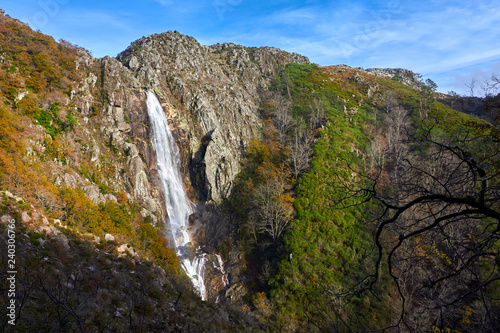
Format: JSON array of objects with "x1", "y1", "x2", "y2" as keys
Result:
[
  {"x1": 251, "y1": 179, "x2": 294, "y2": 243},
  {"x1": 383, "y1": 90, "x2": 398, "y2": 113},
  {"x1": 466, "y1": 78, "x2": 478, "y2": 97},
  {"x1": 289, "y1": 126, "x2": 313, "y2": 179},
  {"x1": 270, "y1": 93, "x2": 293, "y2": 146},
  {"x1": 310, "y1": 97, "x2": 327, "y2": 129},
  {"x1": 367, "y1": 134, "x2": 386, "y2": 172},
  {"x1": 487, "y1": 74, "x2": 500, "y2": 94},
  {"x1": 385, "y1": 106, "x2": 410, "y2": 173},
  {"x1": 257, "y1": 260, "x2": 273, "y2": 285},
  {"x1": 357, "y1": 127, "x2": 500, "y2": 331}
]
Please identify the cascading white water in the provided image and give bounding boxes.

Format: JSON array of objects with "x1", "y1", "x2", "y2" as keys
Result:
[
  {"x1": 214, "y1": 254, "x2": 229, "y2": 288},
  {"x1": 214, "y1": 254, "x2": 229, "y2": 303},
  {"x1": 146, "y1": 90, "x2": 207, "y2": 300}
]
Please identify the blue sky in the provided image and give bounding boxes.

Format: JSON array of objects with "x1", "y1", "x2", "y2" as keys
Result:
[{"x1": 2, "y1": 0, "x2": 500, "y2": 95}]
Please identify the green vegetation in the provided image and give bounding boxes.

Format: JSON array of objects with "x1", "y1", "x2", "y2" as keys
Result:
[
  {"x1": 255, "y1": 64, "x2": 393, "y2": 330},
  {"x1": 1, "y1": 10, "x2": 499, "y2": 332},
  {"x1": 0, "y1": 17, "x2": 81, "y2": 98},
  {"x1": 228, "y1": 63, "x2": 500, "y2": 331},
  {"x1": 271, "y1": 121, "x2": 391, "y2": 331},
  {"x1": 59, "y1": 186, "x2": 180, "y2": 273},
  {"x1": 0, "y1": 13, "x2": 181, "y2": 286},
  {"x1": 34, "y1": 101, "x2": 78, "y2": 137}
]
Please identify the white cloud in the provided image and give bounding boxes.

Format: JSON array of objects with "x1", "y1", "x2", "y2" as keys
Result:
[
  {"x1": 438, "y1": 61, "x2": 500, "y2": 95},
  {"x1": 7, "y1": 0, "x2": 500, "y2": 93},
  {"x1": 210, "y1": 0, "x2": 500, "y2": 94}
]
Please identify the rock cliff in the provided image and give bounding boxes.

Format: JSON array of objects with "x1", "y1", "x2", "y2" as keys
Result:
[
  {"x1": 43, "y1": 30, "x2": 309, "y2": 236},
  {"x1": 116, "y1": 32, "x2": 309, "y2": 202}
]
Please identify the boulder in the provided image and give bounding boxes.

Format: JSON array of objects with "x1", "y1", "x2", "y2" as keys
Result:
[
  {"x1": 0, "y1": 215, "x2": 12, "y2": 223},
  {"x1": 105, "y1": 233, "x2": 115, "y2": 241},
  {"x1": 21, "y1": 211, "x2": 31, "y2": 223},
  {"x1": 117, "y1": 244, "x2": 135, "y2": 256}
]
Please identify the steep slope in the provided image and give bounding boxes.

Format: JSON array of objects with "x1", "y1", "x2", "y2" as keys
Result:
[
  {"x1": 227, "y1": 63, "x2": 500, "y2": 332},
  {"x1": 2, "y1": 8, "x2": 498, "y2": 333},
  {"x1": 0, "y1": 193, "x2": 261, "y2": 332},
  {"x1": 0, "y1": 9, "x2": 308, "y2": 330},
  {"x1": 0, "y1": 8, "x2": 310, "y2": 238}
]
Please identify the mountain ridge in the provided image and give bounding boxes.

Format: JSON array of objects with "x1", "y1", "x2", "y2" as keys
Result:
[{"x1": 1, "y1": 9, "x2": 498, "y2": 332}]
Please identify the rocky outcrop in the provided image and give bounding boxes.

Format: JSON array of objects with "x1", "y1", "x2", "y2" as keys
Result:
[
  {"x1": 37, "y1": 30, "x2": 309, "y2": 266},
  {"x1": 33, "y1": 48, "x2": 169, "y2": 227},
  {"x1": 1, "y1": 11, "x2": 316, "y2": 318},
  {"x1": 2, "y1": 15, "x2": 311, "y2": 307},
  {"x1": 365, "y1": 68, "x2": 423, "y2": 90},
  {"x1": 117, "y1": 32, "x2": 309, "y2": 202},
  {"x1": 109, "y1": 35, "x2": 309, "y2": 304}
]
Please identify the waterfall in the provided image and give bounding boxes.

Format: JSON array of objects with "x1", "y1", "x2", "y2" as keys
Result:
[{"x1": 146, "y1": 91, "x2": 207, "y2": 300}]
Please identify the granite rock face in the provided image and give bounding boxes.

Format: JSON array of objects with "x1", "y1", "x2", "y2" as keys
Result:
[
  {"x1": 117, "y1": 32, "x2": 309, "y2": 202},
  {"x1": 7, "y1": 21, "x2": 309, "y2": 242},
  {"x1": 33, "y1": 29, "x2": 308, "y2": 252},
  {"x1": 54, "y1": 31, "x2": 310, "y2": 263}
]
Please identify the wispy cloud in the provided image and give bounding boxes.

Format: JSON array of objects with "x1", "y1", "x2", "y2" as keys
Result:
[
  {"x1": 433, "y1": 61, "x2": 500, "y2": 95},
  {"x1": 3, "y1": 0, "x2": 499, "y2": 94},
  {"x1": 59, "y1": 9, "x2": 135, "y2": 32},
  {"x1": 154, "y1": 0, "x2": 174, "y2": 6},
  {"x1": 224, "y1": 1, "x2": 496, "y2": 93}
]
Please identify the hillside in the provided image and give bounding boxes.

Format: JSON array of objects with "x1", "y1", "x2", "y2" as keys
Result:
[
  {"x1": 1, "y1": 9, "x2": 499, "y2": 332},
  {"x1": 0, "y1": 10, "x2": 303, "y2": 330}
]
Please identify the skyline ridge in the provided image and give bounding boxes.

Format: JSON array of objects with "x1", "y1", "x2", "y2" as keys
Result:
[{"x1": 1, "y1": 0, "x2": 499, "y2": 95}]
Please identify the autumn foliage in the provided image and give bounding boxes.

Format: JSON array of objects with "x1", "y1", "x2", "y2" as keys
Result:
[
  {"x1": 0, "y1": 14, "x2": 180, "y2": 275},
  {"x1": 0, "y1": 14, "x2": 81, "y2": 99}
]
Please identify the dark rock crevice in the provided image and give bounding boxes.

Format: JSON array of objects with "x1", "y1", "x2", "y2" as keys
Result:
[{"x1": 190, "y1": 129, "x2": 215, "y2": 202}]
